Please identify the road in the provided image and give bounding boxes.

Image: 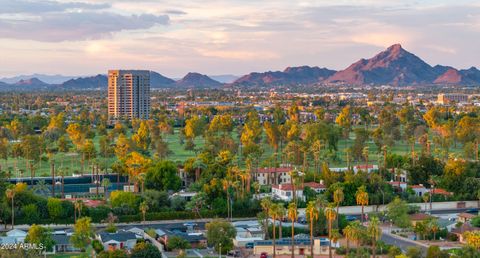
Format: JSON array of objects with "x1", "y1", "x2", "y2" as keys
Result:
[{"x1": 381, "y1": 232, "x2": 427, "y2": 253}]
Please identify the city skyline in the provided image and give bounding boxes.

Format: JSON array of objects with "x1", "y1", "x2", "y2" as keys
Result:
[{"x1": 0, "y1": 0, "x2": 479, "y2": 78}]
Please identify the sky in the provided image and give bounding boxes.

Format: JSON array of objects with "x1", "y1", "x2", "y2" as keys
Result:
[{"x1": 0, "y1": 0, "x2": 479, "y2": 78}]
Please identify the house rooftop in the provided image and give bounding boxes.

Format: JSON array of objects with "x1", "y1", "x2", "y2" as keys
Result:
[
  {"x1": 99, "y1": 231, "x2": 137, "y2": 242},
  {"x1": 255, "y1": 167, "x2": 292, "y2": 173},
  {"x1": 409, "y1": 213, "x2": 433, "y2": 221}
]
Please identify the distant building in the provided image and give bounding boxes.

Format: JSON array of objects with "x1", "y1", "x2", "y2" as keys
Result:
[
  {"x1": 108, "y1": 70, "x2": 150, "y2": 120},
  {"x1": 271, "y1": 182, "x2": 326, "y2": 201},
  {"x1": 253, "y1": 237, "x2": 333, "y2": 256},
  {"x1": 254, "y1": 167, "x2": 292, "y2": 186},
  {"x1": 437, "y1": 93, "x2": 468, "y2": 105}
]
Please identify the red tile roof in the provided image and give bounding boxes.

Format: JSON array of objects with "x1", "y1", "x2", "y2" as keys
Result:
[
  {"x1": 410, "y1": 185, "x2": 427, "y2": 189},
  {"x1": 430, "y1": 188, "x2": 453, "y2": 196},
  {"x1": 458, "y1": 213, "x2": 476, "y2": 219},
  {"x1": 409, "y1": 213, "x2": 432, "y2": 221}
]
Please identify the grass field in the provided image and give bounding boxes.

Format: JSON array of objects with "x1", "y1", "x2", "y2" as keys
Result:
[{"x1": 1, "y1": 128, "x2": 466, "y2": 178}]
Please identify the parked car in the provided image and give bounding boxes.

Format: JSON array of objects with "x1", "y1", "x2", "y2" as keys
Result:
[
  {"x1": 260, "y1": 252, "x2": 268, "y2": 258},
  {"x1": 245, "y1": 242, "x2": 254, "y2": 249}
]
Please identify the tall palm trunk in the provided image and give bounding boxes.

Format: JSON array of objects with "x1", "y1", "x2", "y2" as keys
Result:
[
  {"x1": 328, "y1": 218, "x2": 332, "y2": 258},
  {"x1": 361, "y1": 205, "x2": 365, "y2": 223},
  {"x1": 372, "y1": 237, "x2": 376, "y2": 258},
  {"x1": 272, "y1": 216, "x2": 277, "y2": 258},
  {"x1": 310, "y1": 217, "x2": 314, "y2": 258},
  {"x1": 291, "y1": 219, "x2": 295, "y2": 258},
  {"x1": 346, "y1": 239, "x2": 350, "y2": 255}
]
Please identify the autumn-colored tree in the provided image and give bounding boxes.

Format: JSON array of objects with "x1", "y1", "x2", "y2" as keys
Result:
[
  {"x1": 132, "y1": 121, "x2": 151, "y2": 151},
  {"x1": 356, "y1": 185, "x2": 369, "y2": 223},
  {"x1": 336, "y1": 105, "x2": 352, "y2": 140}
]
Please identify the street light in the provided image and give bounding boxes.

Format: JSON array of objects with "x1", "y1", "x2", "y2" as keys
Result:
[{"x1": 219, "y1": 243, "x2": 222, "y2": 258}]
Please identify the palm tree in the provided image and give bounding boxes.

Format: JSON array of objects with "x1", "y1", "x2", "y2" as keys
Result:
[
  {"x1": 289, "y1": 168, "x2": 299, "y2": 204},
  {"x1": 32, "y1": 179, "x2": 50, "y2": 196},
  {"x1": 101, "y1": 178, "x2": 111, "y2": 201},
  {"x1": 269, "y1": 203, "x2": 282, "y2": 258},
  {"x1": 356, "y1": 185, "x2": 369, "y2": 223},
  {"x1": 343, "y1": 221, "x2": 360, "y2": 255},
  {"x1": 367, "y1": 216, "x2": 381, "y2": 258},
  {"x1": 74, "y1": 199, "x2": 83, "y2": 222},
  {"x1": 333, "y1": 187, "x2": 344, "y2": 227},
  {"x1": 260, "y1": 197, "x2": 273, "y2": 240},
  {"x1": 306, "y1": 201, "x2": 319, "y2": 257},
  {"x1": 422, "y1": 192, "x2": 430, "y2": 212},
  {"x1": 140, "y1": 201, "x2": 149, "y2": 223},
  {"x1": 278, "y1": 205, "x2": 286, "y2": 239},
  {"x1": 429, "y1": 218, "x2": 439, "y2": 241},
  {"x1": 325, "y1": 204, "x2": 337, "y2": 258},
  {"x1": 192, "y1": 158, "x2": 206, "y2": 182},
  {"x1": 136, "y1": 173, "x2": 146, "y2": 193},
  {"x1": 362, "y1": 146, "x2": 369, "y2": 169},
  {"x1": 222, "y1": 179, "x2": 231, "y2": 221},
  {"x1": 5, "y1": 188, "x2": 15, "y2": 229},
  {"x1": 287, "y1": 202, "x2": 297, "y2": 258}
]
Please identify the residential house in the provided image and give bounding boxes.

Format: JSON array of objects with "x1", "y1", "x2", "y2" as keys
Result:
[
  {"x1": 271, "y1": 182, "x2": 326, "y2": 202},
  {"x1": 6, "y1": 229, "x2": 27, "y2": 243},
  {"x1": 410, "y1": 184, "x2": 428, "y2": 197},
  {"x1": 232, "y1": 220, "x2": 265, "y2": 247},
  {"x1": 388, "y1": 181, "x2": 407, "y2": 192},
  {"x1": 254, "y1": 167, "x2": 292, "y2": 186},
  {"x1": 51, "y1": 233, "x2": 80, "y2": 253},
  {"x1": 451, "y1": 223, "x2": 480, "y2": 243},
  {"x1": 354, "y1": 164, "x2": 378, "y2": 173},
  {"x1": 98, "y1": 231, "x2": 138, "y2": 251},
  {"x1": 458, "y1": 213, "x2": 477, "y2": 224}
]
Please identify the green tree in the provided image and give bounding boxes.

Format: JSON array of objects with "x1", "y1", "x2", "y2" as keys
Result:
[
  {"x1": 131, "y1": 242, "x2": 162, "y2": 258},
  {"x1": 98, "y1": 249, "x2": 128, "y2": 258},
  {"x1": 206, "y1": 219, "x2": 236, "y2": 254},
  {"x1": 110, "y1": 191, "x2": 138, "y2": 210},
  {"x1": 47, "y1": 198, "x2": 65, "y2": 220},
  {"x1": 145, "y1": 160, "x2": 181, "y2": 191},
  {"x1": 25, "y1": 224, "x2": 55, "y2": 253},
  {"x1": 386, "y1": 197, "x2": 410, "y2": 228},
  {"x1": 70, "y1": 217, "x2": 94, "y2": 251},
  {"x1": 167, "y1": 236, "x2": 191, "y2": 250}
]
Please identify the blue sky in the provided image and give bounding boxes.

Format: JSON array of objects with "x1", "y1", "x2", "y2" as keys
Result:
[{"x1": 0, "y1": 0, "x2": 479, "y2": 77}]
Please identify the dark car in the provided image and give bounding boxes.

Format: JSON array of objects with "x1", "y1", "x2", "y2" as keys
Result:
[
  {"x1": 466, "y1": 208, "x2": 479, "y2": 214},
  {"x1": 245, "y1": 242, "x2": 254, "y2": 249},
  {"x1": 260, "y1": 252, "x2": 268, "y2": 258},
  {"x1": 346, "y1": 215, "x2": 357, "y2": 221}
]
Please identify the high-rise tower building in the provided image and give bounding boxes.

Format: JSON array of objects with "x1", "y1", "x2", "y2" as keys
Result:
[{"x1": 108, "y1": 70, "x2": 150, "y2": 120}]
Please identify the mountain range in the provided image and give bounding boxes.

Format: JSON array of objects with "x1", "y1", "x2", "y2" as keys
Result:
[{"x1": 1, "y1": 44, "x2": 479, "y2": 90}]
